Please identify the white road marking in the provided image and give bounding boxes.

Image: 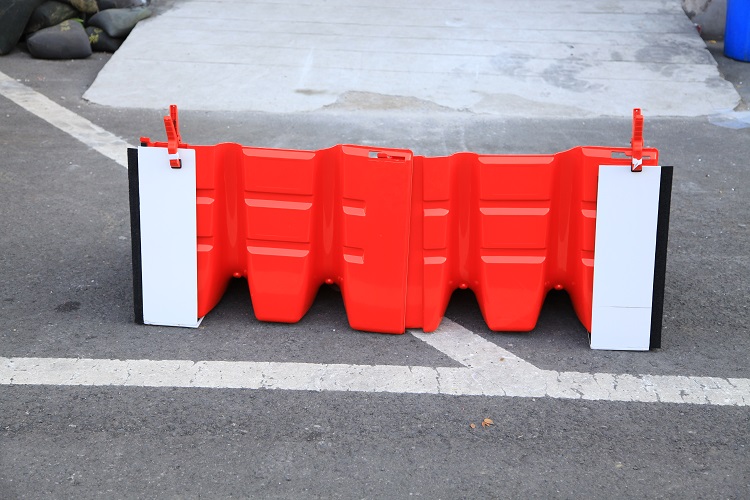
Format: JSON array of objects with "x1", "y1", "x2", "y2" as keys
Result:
[
  {"x1": 1, "y1": 320, "x2": 748, "y2": 406},
  {"x1": 0, "y1": 70, "x2": 132, "y2": 168}
]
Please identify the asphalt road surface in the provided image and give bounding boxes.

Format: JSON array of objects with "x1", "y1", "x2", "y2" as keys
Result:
[{"x1": 1, "y1": 49, "x2": 749, "y2": 498}]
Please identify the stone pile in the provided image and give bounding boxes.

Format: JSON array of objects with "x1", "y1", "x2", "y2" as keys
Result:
[{"x1": 0, "y1": 0, "x2": 152, "y2": 58}]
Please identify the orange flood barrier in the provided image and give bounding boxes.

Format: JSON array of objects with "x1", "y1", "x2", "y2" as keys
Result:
[{"x1": 132, "y1": 106, "x2": 666, "y2": 344}]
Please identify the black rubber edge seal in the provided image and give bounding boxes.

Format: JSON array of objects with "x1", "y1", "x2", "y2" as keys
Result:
[
  {"x1": 128, "y1": 147, "x2": 144, "y2": 325},
  {"x1": 650, "y1": 166, "x2": 673, "y2": 349}
]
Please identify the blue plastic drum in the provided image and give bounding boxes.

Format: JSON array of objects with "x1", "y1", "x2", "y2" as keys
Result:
[{"x1": 725, "y1": 0, "x2": 750, "y2": 61}]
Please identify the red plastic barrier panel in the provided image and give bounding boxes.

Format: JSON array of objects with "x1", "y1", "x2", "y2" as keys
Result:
[{"x1": 129, "y1": 107, "x2": 671, "y2": 350}]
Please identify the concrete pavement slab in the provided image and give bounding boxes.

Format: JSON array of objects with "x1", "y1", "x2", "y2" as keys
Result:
[{"x1": 83, "y1": 0, "x2": 741, "y2": 116}]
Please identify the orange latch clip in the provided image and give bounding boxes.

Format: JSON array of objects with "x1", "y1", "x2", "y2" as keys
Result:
[
  {"x1": 630, "y1": 108, "x2": 644, "y2": 172},
  {"x1": 163, "y1": 104, "x2": 183, "y2": 168}
]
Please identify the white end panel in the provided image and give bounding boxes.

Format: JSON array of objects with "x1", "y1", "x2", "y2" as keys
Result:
[
  {"x1": 138, "y1": 146, "x2": 201, "y2": 328},
  {"x1": 590, "y1": 165, "x2": 662, "y2": 350}
]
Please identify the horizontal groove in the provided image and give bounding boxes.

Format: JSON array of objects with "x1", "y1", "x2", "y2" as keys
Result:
[
  {"x1": 480, "y1": 207, "x2": 550, "y2": 216},
  {"x1": 481, "y1": 255, "x2": 546, "y2": 264},
  {"x1": 342, "y1": 198, "x2": 366, "y2": 217},
  {"x1": 581, "y1": 201, "x2": 597, "y2": 210},
  {"x1": 246, "y1": 234, "x2": 311, "y2": 244},
  {"x1": 424, "y1": 208, "x2": 449, "y2": 217},
  {"x1": 479, "y1": 199, "x2": 551, "y2": 207},
  {"x1": 245, "y1": 191, "x2": 312, "y2": 203},
  {"x1": 247, "y1": 239, "x2": 310, "y2": 258},
  {"x1": 247, "y1": 247, "x2": 310, "y2": 258},
  {"x1": 342, "y1": 206, "x2": 366, "y2": 216},
  {"x1": 196, "y1": 188, "x2": 215, "y2": 204},
  {"x1": 581, "y1": 209, "x2": 597, "y2": 219},
  {"x1": 423, "y1": 199, "x2": 450, "y2": 207},
  {"x1": 481, "y1": 248, "x2": 547, "y2": 256},
  {"x1": 245, "y1": 198, "x2": 312, "y2": 210},
  {"x1": 424, "y1": 256, "x2": 447, "y2": 265},
  {"x1": 343, "y1": 246, "x2": 365, "y2": 264},
  {"x1": 197, "y1": 236, "x2": 214, "y2": 253},
  {"x1": 581, "y1": 249, "x2": 595, "y2": 268},
  {"x1": 424, "y1": 248, "x2": 448, "y2": 265}
]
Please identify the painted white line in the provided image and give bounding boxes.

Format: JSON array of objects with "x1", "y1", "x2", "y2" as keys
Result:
[
  {"x1": 411, "y1": 321, "x2": 539, "y2": 371},
  {"x1": 0, "y1": 70, "x2": 132, "y2": 168},
  {"x1": 1, "y1": 320, "x2": 748, "y2": 406},
  {"x1": 417, "y1": 321, "x2": 750, "y2": 405}
]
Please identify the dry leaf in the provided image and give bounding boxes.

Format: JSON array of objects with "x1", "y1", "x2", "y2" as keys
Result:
[
  {"x1": 482, "y1": 418, "x2": 494, "y2": 427},
  {"x1": 469, "y1": 423, "x2": 476, "y2": 429}
]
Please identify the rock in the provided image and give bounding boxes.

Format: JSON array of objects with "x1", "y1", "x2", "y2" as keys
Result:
[
  {"x1": 69, "y1": 0, "x2": 98, "y2": 14},
  {"x1": 86, "y1": 6, "x2": 150, "y2": 38},
  {"x1": 25, "y1": 1, "x2": 79, "y2": 34},
  {"x1": 97, "y1": 0, "x2": 148, "y2": 10},
  {"x1": 0, "y1": 0, "x2": 46, "y2": 55},
  {"x1": 86, "y1": 26, "x2": 122, "y2": 52},
  {"x1": 26, "y1": 19, "x2": 92, "y2": 59}
]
